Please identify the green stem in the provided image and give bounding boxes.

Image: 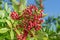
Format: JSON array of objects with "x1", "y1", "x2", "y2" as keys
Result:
[{"x1": 13, "y1": 25, "x2": 20, "y2": 35}]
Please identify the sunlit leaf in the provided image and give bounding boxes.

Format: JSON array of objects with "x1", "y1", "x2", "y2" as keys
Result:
[
  {"x1": 0, "y1": 10, "x2": 5, "y2": 18},
  {"x1": 4, "y1": 2, "x2": 8, "y2": 11},
  {"x1": 12, "y1": 0, "x2": 19, "y2": 5},
  {"x1": 43, "y1": 37, "x2": 48, "y2": 40},
  {"x1": 10, "y1": 29, "x2": 14, "y2": 40},
  {"x1": 0, "y1": 28, "x2": 9, "y2": 33},
  {"x1": 7, "y1": 8, "x2": 11, "y2": 13},
  {"x1": 6, "y1": 20, "x2": 12, "y2": 28},
  {"x1": 19, "y1": 0, "x2": 27, "y2": 11},
  {"x1": 0, "y1": 19, "x2": 5, "y2": 22},
  {"x1": 7, "y1": 17, "x2": 14, "y2": 24}
]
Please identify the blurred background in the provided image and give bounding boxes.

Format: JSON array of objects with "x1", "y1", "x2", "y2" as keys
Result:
[{"x1": 0, "y1": 0, "x2": 60, "y2": 40}]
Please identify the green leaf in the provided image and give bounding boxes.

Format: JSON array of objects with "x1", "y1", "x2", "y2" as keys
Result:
[
  {"x1": 4, "y1": 2, "x2": 8, "y2": 11},
  {"x1": 6, "y1": 20, "x2": 12, "y2": 28},
  {"x1": 0, "y1": 1, "x2": 2, "y2": 5},
  {"x1": 12, "y1": 0, "x2": 19, "y2": 5},
  {"x1": 7, "y1": 17, "x2": 14, "y2": 24},
  {"x1": 0, "y1": 6, "x2": 2, "y2": 10},
  {"x1": 35, "y1": 0, "x2": 40, "y2": 5},
  {"x1": 12, "y1": 0, "x2": 19, "y2": 12},
  {"x1": 19, "y1": 0, "x2": 27, "y2": 11},
  {"x1": 0, "y1": 36, "x2": 4, "y2": 40},
  {"x1": 0, "y1": 28, "x2": 9, "y2": 33},
  {"x1": 0, "y1": 19, "x2": 5, "y2": 22},
  {"x1": 7, "y1": 8, "x2": 11, "y2": 13},
  {"x1": 20, "y1": 0, "x2": 27, "y2": 4},
  {"x1": 10, "y1": 29, "x2": 14, "y2": 40},
  {"x1": 0, "y1": 10, "x2": 5, "y2": 18},
  {"x1": 12, "y1": 4, "x2": 19, "y2": 12},
  {"x1": 19, "y1": 4, "x2": 26, "y2": 12}
]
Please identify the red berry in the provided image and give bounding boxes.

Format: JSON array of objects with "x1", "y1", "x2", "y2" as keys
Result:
[
  {"x1": 40, "y1": 19, "x2": 44, "y2": 23},
  {"x1": 22, "y1": 36, "x2": 26, "y2": 40},
  {"x1": 24, "y1": 25, "x2": 26, "y2": 29},
  {"x1": 34, "y1": 15, "x2": 38, "y2": 20},
  {"x1": 27, "y1": 26, "x2": 31, "y2": 30},
  {"x1": 17, "y1": 34, "x2": 23, "y2": 40},
  {"x1": 10, "y1": 11, "x2": 20, "y2": 20},
  {"x1": 29, "y1": 21, "x2": 33, "y2": 27},
  {"x1": 33, "y1": 5, "x2": 38, "y2": 11},
  {"x1": 22, "y1": 30, "x2": 28, "y2": 40},
  {"x1": 38, "y1": 13, "x2": 43, "y2": 18},
  {"x1": 26, "y1": 9, "x2": 32, "y2": 15},
  {"x1": 40, "y1": 4, "x2": 44, "y2": 8},
  {"x1": 35, "y1": 25, "x2": 42, "y2": 31},
  {"x1": 15, "y1": 5, "x2": 44, "y2": 40},
  {"x1": 40, "y1": 10, "x2": 44, "y2": 13},
  {"x1": 23, "y1": 30, "x2": 28, "y2": 36},
  {"x1": 33, "y1": 21, "x2": 37, "y2": 26}
]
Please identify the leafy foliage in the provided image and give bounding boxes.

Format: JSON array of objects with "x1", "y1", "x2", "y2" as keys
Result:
[{"x1": 0, "y1": 0, "x2": 60, "y2": 40}]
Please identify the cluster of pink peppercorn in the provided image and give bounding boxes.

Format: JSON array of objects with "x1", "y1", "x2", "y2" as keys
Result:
[{"x1": 10, "y1": 5, "x2": 44, "y2": 40}]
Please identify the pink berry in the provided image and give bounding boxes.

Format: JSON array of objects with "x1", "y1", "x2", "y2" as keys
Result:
[{"x1": 10, "y1": 11, "x2": 20, "y2": 20}]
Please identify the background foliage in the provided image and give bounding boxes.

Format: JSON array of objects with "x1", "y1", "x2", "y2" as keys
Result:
[{"x1": 0, "y1": 0, "x2": 60, "y2": 40}]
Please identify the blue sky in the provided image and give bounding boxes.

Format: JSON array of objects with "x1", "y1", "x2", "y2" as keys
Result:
[
  {"x1": 3, "y1": 0, "x2": 60, "y2": 17},
  {"x1": 27, "y1": 0, "x2": 60, "y2": 17}
]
